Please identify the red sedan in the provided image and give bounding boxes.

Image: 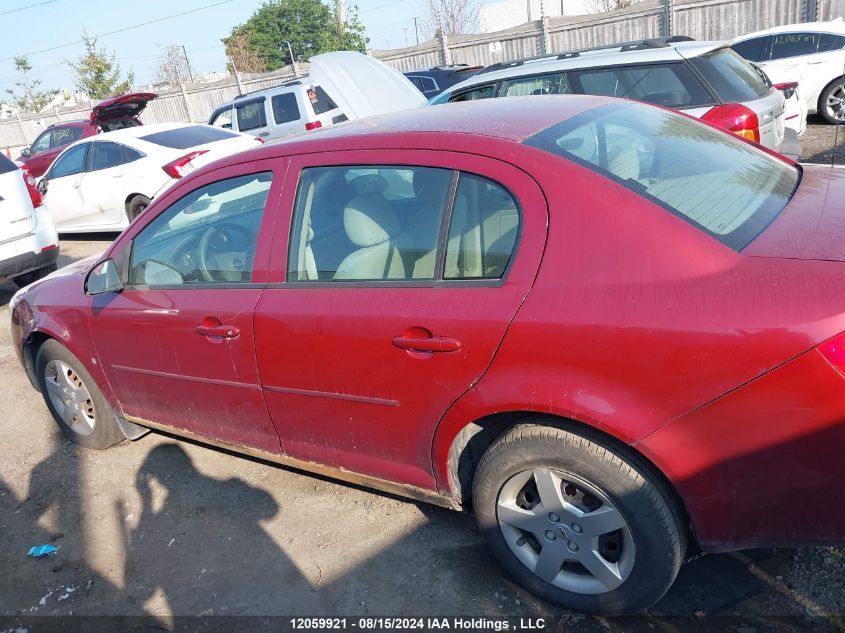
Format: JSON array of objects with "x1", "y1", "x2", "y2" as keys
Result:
[{"x1": 10, "y1": 95, "x2": 845, "y2": 615}]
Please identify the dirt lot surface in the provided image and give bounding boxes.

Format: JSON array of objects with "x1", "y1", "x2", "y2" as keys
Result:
[{"x1": 1, "y1": 123, "x2": 844, "y2": 633}]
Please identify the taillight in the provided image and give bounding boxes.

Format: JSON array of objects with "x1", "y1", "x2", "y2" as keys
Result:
[
  {"x1": 162, "y1": 150, "x2": 209, "y2": 179},
  {"x1": 21, "y1": 167, "x2": 42, "y2": 208},
  {"x1": 774, "y1": 81, "x2": 798, "y2": 100},
  {"x1": 818, "y1": 332, "x2": 845, "y2": 376},
  {"x1": 702, "y1": 103, "x2": 760, "y2": 143},
  {"x1": 305, "y1": 121, "x2": 322, "y2": 131}
]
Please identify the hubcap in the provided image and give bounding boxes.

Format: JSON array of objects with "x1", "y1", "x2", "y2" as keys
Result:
[
  {"x1": 44, "y1": 360, "x2": 96, "y2": 436},
  {"x1": 827, "y1": 85, "x2": 845, "y2": 122},
  {"x1": 497, "y1": 469, "x2": 635, "y2": 594}
]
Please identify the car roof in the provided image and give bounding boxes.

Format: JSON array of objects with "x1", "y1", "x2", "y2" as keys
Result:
[
  {"x1": 441, "y1": 41, "x2": 724, "y2": 93},
  {"x1": 250, "y1": 95, "x2": 613, "y2": 156},
  {"x1": 214, "y1": 79, "x2": 317, "y2": 109},
  {"x1": 48, "y1": 120, "x2": 88, "y2": 130},
  {"x1": 733, "y1": 19, "x2": 845, "y2": 40}
]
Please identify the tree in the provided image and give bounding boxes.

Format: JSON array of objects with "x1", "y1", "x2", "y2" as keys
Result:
[
  {"x1": 66, "y1": 31, "x2": 134, "y2": 100},
  {"x1": 223, "y1": 0, "x2": 369, "y2": 72},
  {"x1": 225, "y1": 30, "x2": 267, "y2": 74},
  {"x1": 153, "y1": 45, "x2": 192, "y2": 85},
  {"x1": 583, "y1": 0, "x2": 636, "y2": 13},
  {"x1": 420, "y1": 0, "x2": 479, "y2": 38},
  {"x1": 5, "y1": 56, "x2": 59, "y2": 114}
]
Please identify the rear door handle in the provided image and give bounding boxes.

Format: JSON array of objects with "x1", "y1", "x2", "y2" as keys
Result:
[
  {"x1": 258, "y1": 132, "x2": 270, "y2": 137},
  {"x1": 196, "y1": 323, "x2": 240, "y2": 339},
  {"x1": 393, "y1": 330, "x2": 461, "y2": 353}
]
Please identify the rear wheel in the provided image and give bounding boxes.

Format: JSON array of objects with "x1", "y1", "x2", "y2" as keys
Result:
[
  {"x1": 13, "y1": 262, "x2": 57, "y2": 288},
  {"x1": 35, "y1": 339, "x2": 123, "y2": 450},
  {"x1": 472, "y1": 423, "x2": 685, "y2": 615},
  {"x1": 126, "y1": 194, "x2": 151, "y2": 222},
  {"x1": 819, "y1": 79, "x2": 845, "y2": 124}
]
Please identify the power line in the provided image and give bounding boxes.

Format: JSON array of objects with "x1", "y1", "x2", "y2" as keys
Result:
[
  {"x1": 0, "y1": 0, "x2": 58, "y2": 17},
  {"x1": 0, "y1": 0, "x2": 236, "y2": 63},
  {"x1": 359, "y1": 0, "x2": 413, "y2": 13}
]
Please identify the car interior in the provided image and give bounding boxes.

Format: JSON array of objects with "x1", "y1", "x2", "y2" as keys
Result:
[{"x1": 289, "y1": 165, "x2": 520, "y2": 282}]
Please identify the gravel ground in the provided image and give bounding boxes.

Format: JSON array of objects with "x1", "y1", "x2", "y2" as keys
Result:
[{"x1": 1, "y1": 122, "x2": 843, "y2": 632}]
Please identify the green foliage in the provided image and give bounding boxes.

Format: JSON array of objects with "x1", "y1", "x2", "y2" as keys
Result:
[
  {"x1": 5, "y1": 56, "x2": 59, "y2": 114},
  {"x1": 223, "y1": 0, "x2": 369, "y2": 72},
  {"x1": 66, "y1": 31, "x2": 134, "y2": 100}
]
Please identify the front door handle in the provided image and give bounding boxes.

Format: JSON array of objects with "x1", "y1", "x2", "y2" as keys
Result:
[
  {"x1": 393, "y1": 327, "x2": 461, "y2": 354},
  {"x1": 196, "y1": 317, "x2": 240, "y2": 340}
]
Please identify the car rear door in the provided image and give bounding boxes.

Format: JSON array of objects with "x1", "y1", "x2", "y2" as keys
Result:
[
  {"x1": 253, "y1": 150, "x2": 548, "y2": 489},
  {"x1": 0, "y1": 158, "x2": 36, "y2": 244}
]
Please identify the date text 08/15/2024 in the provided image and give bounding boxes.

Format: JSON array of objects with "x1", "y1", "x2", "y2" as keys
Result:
[{"x1": 289, "y1": 618, "x2": 547, "y2": 630}]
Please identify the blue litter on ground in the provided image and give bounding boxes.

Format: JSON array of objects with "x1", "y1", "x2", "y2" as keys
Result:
[{"x1": 27, "y1": 544, "x2": 59, "y2": 557}]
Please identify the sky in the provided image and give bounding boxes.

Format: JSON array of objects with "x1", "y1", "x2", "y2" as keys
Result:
[{"x1": 0, "y1": 0, "x2": 435, "y2": 98}]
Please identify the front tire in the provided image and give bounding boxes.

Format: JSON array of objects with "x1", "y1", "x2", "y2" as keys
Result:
[
  {"x1": 35, "y1": 339, "x2": 123, "y2": 450},
  {"x1": 472, "y1": 423, "x2": 685, "y2": 615},
  {"x1": 819, "y1": 79, "x2": 845, "y2": 124}
]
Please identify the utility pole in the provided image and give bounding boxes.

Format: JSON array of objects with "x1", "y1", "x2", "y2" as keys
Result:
[
  {"x1": 281, "y1": 40, "x2": 300, "y2": 78},
  {"x1": 413, "y1": 17, "x2": 419, "y2": 44},
  {"x1": 404, "y1": 27, "x2": 409, "y2": 47},
  {"x1": 181, "y1": 45, "x2": 194, "y2": 83},
  {"x1": 334, "y1": 0, "x2": 346, "y2": 23}
]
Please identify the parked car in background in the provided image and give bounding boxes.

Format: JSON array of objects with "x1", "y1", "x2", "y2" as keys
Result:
[
  {"x1": 0, "y1": 154, "x2": 58, "y2": 287},
  {"x1": 38, "y1": 123, "x2": 261, "y2": 233},
  {"x1": 430, "y1": 37, "x2": 800, "y2": 158},
  {"x1": 731, "y1": 19, "x2": 845, "y2": 123},
  {"x1": 208, "y1": 79, "x2": 348, "y2": 141},
  {"x1": 13, "y1": 95, "x2": 845, "y2": 616},
  {"x1": 762, "y1": 63, "x2": 808, "y2": 136},
  {"x1": 16, "y1": 93, "x2": 157, "y2": 178},
  {"x1": 403, "y1": 64, "x2": 483, "y2": 97}
]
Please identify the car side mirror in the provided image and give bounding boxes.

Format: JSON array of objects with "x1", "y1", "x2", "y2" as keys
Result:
[
  {"x1": 85, "y1": 259, "x2": 123, "y2": 295},
  {"x1": 222, "y1": 123, "x2": 232, "y2": 129},
  {"x1": 37, "y1": 177, "x2": 48, "y2": 195},
  {"x1": 20, "y1": 147, "x2": 31, "y2": 158}
]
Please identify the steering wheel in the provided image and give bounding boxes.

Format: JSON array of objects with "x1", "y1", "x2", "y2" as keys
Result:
[{"x1": 197, "y1": 223, "x2": 257, "y2": 282}]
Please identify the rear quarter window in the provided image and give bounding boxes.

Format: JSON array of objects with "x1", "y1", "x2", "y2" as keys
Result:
[
  {"x1": 0, "y1": 153, "x2": 18, "y2": 175},
  {"x1": 690, "y1": 48, "x2": 771, "y2": 101},
  {"x1": 307, "y1": 86, "x2": 338, "y2": 115},
  {"x1": 140, "y1": 126, "x2": 239, "y2": 149},
  {"x1": 570, "y1": 63, "x2": 713, "y2": 108},
  {"x1": 524, "y1": 101, "x2": 799, "y2": 251}
]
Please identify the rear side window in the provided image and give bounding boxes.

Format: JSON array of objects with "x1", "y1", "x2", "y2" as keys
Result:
[
  {"x1": 770, "y1": 33, "x2": 820, "y2": 59},
  {"x1": 524, "y1": 101, "x2": 799, "y2": 250},
  {"x1": 306, "y1": 86, "x2": 337, "y2": 115},
  {"x1": 818, "y1": 33, "x2": 845, "y2": 52},
  {"x1": 0, "y1": 153, "x2": 17, "y2": 175},
  {"x1": 140, "y1": 126, "x2": 238, "y2": 149},
  {"x1": 501, "y1": 72, "x2": 571, "y2": 97},
  {"x1": 570, "y1": 63, "x2": 712, "y2": 108},
  {"x1": 271, "y1": 93, "x2": 301, "y2": 124},
  {"x1": 236, "y1": 99, "x2": 267, "y2": 131},
  {"x1": 731, "y1": 36, "x2": 771, "y2": 62},
  {"x1": 691, "y1": 48, "x2": 771, "y2": 101}
]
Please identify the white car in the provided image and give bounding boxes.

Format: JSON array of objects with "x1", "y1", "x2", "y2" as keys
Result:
[
  {"x1": 731, "y1": 19, "x2": 845, "y2": 123},
  {"x1": 39, "y1": 123, "x2": 262, "y2": 233},
  {"x1": 0, "y1": 155, "x2": 59, "y2": 288},
  {"x1": 761, "y1": 63, "x2": 809, "y2": 136}
]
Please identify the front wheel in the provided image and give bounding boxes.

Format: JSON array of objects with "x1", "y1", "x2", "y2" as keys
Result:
[
  {"x1": 472, "y1": 423, "x2": 686, "y2": 615},
  {"x1": 819, "y1": 79, "x2": 845, "y2": 124},
  {"x1": 35, "y1": 339, "x2": 123, "y2": 450}
]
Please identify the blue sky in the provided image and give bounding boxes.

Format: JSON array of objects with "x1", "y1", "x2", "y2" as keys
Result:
[{"x1": 0, "y1": 0, "x2": 431, "y2": 97}]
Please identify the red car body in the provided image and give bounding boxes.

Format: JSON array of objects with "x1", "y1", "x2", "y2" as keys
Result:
[
  {"x1": 16, "y1": 93, "x2": 156, "y2": 178},
  {"x1": 10, "y1": 95, "x2": 845, "y2": 556}
]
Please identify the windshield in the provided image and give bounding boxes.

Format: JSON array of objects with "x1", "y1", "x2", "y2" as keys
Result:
[{"x1": 524, "y1": 101, "x2": 800, "y2": 250}]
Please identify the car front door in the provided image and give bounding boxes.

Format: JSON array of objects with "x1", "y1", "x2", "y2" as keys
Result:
[
  {"x1": 77, "y1": 141, "x2": 132, "y2": 227},
  {"x1": 88, "y1": 159, "x2": 286, "y2": 454},
  {"x1": 254, "y1": 151, "x2": 548, "y2": 488},
  {"x1": 235, "y1": 97, "x2": 271, "y2": 139},
  {"x1": 43, "y1": 143, "x2": 89, "y2": 229},
  {"x1": 25, "y1": 129, "x2": 55, "y2": 177}
]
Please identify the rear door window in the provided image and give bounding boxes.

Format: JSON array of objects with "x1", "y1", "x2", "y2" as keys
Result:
[
  {"x1": 731, "y1": 36, "x2": 772, "y2": 62},
  {"x1": 306, "y1": 86, "x2": 338, "y2": 115},
  {"x1": 271, "y1": 92, "x2": 301, "y2": 124},
  {"x1": 770, "y1": 33, "x2": 820, "y2": 59},
  {"x1": 51, "y1": 126, "x2": 83, "y2": 150},
  {"x1": 571, "y1": 63, "x2": 713, "y2": 108},
  {"x1": 140, "y1": 126, "x2": 238, "y2": 149},
  {"x1": 690, "y1": 47, "x2": 771, "y2": 101},
  {"x1": 501, "y1": 72, "x2": 571, "y2": 96},
  {"x1": 524, "y1": 101, "x2": 799, "y2": 250},
  {"x1": 235, "y1": 98, "x2": 268, "y2": 131},
  {"x1": 91, "y1": 142, "x2": 128, "y2": 171}
]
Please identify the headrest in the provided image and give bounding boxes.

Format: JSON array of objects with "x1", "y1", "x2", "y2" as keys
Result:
[
  {"x1": 344, "y1": 192, "x2": 399, "y2": 247},
  {"x1": 413, "y1": 168, "x2": 451, "y2": 203}
]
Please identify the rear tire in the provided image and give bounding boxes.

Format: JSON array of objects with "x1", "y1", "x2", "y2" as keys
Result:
[
  {"x1": 819, "y1": 79, "x2": 845, "y2": 125},
  {"x1": 13, "y1": 262, "x2": 57, "y2": 288},
  {"x1": 35, "y1": 339, "x2": 123, "y2": 450},
  {"x1": 126, "y1": 194, "x2": 151, "y2": 222},
  {"x1": 472, "y1": 423, "x2": 685, "y2": 616}
]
